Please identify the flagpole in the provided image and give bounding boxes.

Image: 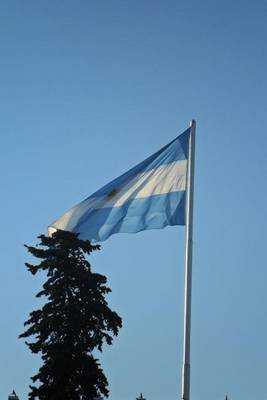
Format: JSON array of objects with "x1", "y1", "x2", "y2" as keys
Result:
[{"x1": 181, "y1": 120, "x2": 196, "y2": 400}]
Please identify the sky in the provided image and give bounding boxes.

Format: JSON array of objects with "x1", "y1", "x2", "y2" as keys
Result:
[{"x1": 1, "y1": 1, "x2": 267, "y2": 399}]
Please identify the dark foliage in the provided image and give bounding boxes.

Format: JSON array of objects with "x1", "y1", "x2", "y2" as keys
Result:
[{"x1": 20, "y1": 230, "x2": 122, "y2": 400}]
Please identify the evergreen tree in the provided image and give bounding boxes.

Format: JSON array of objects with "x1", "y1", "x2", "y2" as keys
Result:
[{"x1": 20, "y1": 230, "x2": 122, "y2": 400}]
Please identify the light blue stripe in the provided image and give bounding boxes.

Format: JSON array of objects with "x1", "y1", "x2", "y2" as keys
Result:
[
  {"x1": 88, "y1": 128, "x2": 190, "y2": 199},
  {"x1": 73, "y1": 191, "x2": 186, "y2": 242}
]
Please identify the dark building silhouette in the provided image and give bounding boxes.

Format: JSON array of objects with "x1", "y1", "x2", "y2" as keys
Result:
[
  {"x1": 136, "y1": 393, "x2": 146, "y2": 400},
  {"x1": 8, "y1": 390, "x2": 19, "y2": 400}
]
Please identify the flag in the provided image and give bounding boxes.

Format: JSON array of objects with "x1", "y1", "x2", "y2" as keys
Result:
[{"x1": 48, "y1": 128, "x2": 190, "y2": 242}]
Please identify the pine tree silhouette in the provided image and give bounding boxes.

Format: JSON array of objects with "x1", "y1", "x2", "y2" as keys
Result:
[{"x1": 20, "y1": 230, "x2": 122, "y2": 400}]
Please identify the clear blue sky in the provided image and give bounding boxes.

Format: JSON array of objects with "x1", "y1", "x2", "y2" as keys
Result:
[{"x1": 1, "y1": 1, "x2": 267, "y2": 399}]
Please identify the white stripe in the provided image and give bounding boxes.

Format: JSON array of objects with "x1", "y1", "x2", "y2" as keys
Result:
[
  {"x1": 108, "y1": 159, "x2": 187, "y2": 207},
  {"x1": 49, "y1": 160, "x2": 187, "y2": 233}
]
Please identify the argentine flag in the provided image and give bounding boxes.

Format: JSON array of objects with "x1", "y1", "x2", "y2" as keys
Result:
[{"x1": 48, "y1": 128, "x2": 190, "y2": 242}]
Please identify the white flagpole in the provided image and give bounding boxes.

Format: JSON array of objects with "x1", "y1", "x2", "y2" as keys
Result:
[{"x1": 181, "y1": 120, "x2": 196, "y2": 400}]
